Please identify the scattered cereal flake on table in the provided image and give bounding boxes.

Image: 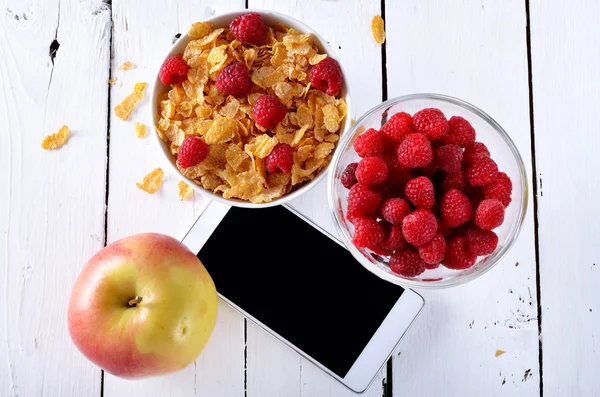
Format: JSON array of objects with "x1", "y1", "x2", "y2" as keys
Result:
[
  {"x1": 178, "y1": 181, "x2": 194, "y2": 200},
  {"x1": 118, "y1": 61, "x2": 136, "y2": 70},
  {"x1": 109, "y1": 77, "x2": 117, "y2": 85},
  {"x1": 495, "y1": 350, "x2": 505, "y2": 357},
  {"x1": 136, "y1": 168, "x2": 164, "y2": 194},
  {"x1": 114, "y1": 83, "x2": 147, "y2": 120},
  {"x1": 134, "y1": 122, "x2": 147, "y2": 138},
  {"x1": 371, "y1": 15, "x2": 386, "y2": 45},
  {"x1": 41, "y1": 125, "x2": 69, "y2": 150},
  {"x1": 351, "y1": 118, "x2": 356, "y2": 126},
  {"x1": 134, "y1": 82, "x2": 148, "y2": 92}
]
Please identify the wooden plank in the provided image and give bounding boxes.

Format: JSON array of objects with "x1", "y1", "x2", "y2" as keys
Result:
[
  {"x1": 246, "y1": 1, "x2": 385, "y2": 396},
  {"x1": 385, "y1": 1, "x2": 540, "y2": 395},
  {"x1": 529, "y1": 1, "x2": 600, "y2": 395},
  {"x1": 0, "y1": 0, "x2": 111, "y2": 395},
  {"x1": 104, "y1": 1, "x2": 245, "y2": 396}
]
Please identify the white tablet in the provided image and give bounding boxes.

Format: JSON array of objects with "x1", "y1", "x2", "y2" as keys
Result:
[{"x1": 182, "y1": 201, "x2": 424, "y2": 393}]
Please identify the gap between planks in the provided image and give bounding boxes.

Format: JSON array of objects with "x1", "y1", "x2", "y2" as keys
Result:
[
  {"x1": 101, "y1": 1, "x2": 115, "y2": 396},
  {"x1": 524, "y1": 0, "x2": 543, "y2": 395}
]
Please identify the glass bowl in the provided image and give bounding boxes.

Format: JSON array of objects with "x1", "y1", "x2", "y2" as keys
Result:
[{"x1": 327, "y1": 94, "x2": 528, "y2": 289}]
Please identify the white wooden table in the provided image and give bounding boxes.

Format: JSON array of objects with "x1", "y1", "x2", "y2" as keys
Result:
[{"x1": 1, "y1": 0, "x2": 597, "y2": 396}]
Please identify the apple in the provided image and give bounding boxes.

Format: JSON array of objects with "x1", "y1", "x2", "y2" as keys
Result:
[{"x1": 68, "y1": 233, "x2": 218, "y2": 378}]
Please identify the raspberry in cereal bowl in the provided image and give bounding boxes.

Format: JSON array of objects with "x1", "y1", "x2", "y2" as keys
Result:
[{"x1": 151, "y1": 11, "x2": 350, "y2": 207}]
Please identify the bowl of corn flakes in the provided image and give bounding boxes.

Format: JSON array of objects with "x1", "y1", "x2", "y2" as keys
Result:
[{"x1": 151, "y1": 10, "x2": 350, "y2": 207}]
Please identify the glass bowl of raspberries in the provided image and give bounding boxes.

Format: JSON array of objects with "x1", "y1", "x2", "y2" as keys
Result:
[{"x1": 328, "y1": 94, "x2": 527, "y2": 288}]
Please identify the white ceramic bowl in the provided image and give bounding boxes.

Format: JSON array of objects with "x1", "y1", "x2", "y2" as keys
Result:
[{"x1": 151, "y1": 10, "x2": 351, "y2": 208}]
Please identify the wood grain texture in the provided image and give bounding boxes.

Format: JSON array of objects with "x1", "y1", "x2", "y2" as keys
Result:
[
  {"x1": 247, "y1": 1, "x2": 385, "y2": 396},
  {"x1": 104, "y1": 1, "x2": 245, "y2": 396},
  {"x1": 385, "y1": 0, "x2": 540, "y2": 395},
  {"x1": 529, "y1": 1, "x2": 600, "y2": 395},
  {"x1": 0, "y1": 0, "x2": 111, "y2": 395}
]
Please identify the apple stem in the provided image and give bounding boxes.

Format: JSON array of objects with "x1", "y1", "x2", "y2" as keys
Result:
[{"x1": 128, "y1": 296, "x2": 142, "y2": 307}]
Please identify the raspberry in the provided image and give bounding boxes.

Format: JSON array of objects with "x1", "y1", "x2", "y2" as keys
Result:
[
  {"x1": 309, "y1": 58, "x2": 344, "y2": 96},
  {"x1": 380, "y1": 112, "x2": 414, "y2": 143},
  {"x1": 440, "y1": 189, "x2": 473, "y2": 228},
  {"x1": 463, "y1": 142, "x2": 490, "y2": 164},
  {"x1": 177, "y1": 137, "x2": 209, "y2": 168},
  {"x1": 355, "y1": 157, "x2": 388, "y2": 186},
  {"x1": 444, "y1": 236, "x2": 477, "y2": 270},
  {"x1": 380, "y1": 225, "x2": 407, "y2": 251},
  {"x1": 466, "y1": 228, "x2": 499, "y2": 256},
  {"x1": 397, "y1": 133, "x2": 433, "y2": 168},
  {"x1": 390, "y1": 248, "x2": 426, "y2": 277},
  {"x1": 252, "y1": 95, "x2": 287, "y2": 129},
  {"x1": 466, "y1": 157, "x2": 498, "y2": 186},
  {"x1": 341, "y1": 162, "x2": 358, "y2": 189},
  {"x1": 368, "y1": 243, "x2": 392, "y2": 257},
  {"x1": 402, "y1": 209, "x2": 437, "y2": 247},
  {"x1": 347, "y1": 183, "x2": 382, "y2": 217},
  {"x1": 352, "y1": 217, "x2": 385, "y2": 248},
  {"x1": 405, "y1": 176, "x2": 435, "y2": 209},
  {"x1": 266, "y1": 143, "x2": 293, "y2": 173},
  {"x1": 354, "y1": 128, "x2": 384, "y2": 158},
  {"x1": 215, "y1": 62, "x2": 252, "y2": 98},
  {"x1": 474, "y1": 199, "x2": 505, "y2": 230},
  {"x1": 229, "y1": 12, "x2": 267, "y2": 45},
  {"x1": 159, "y1": 55, "x2": 189, "y2": 85},
  {"x1": 435, "y1": 144, "x2": 463, "y2": 173},
  {"x1": 418, "y1": 234, "x2": 446, "y2": 266},
  {"x1": 441, "y1": 170, "x2": 468, "y2": 193},
  {"x1": 442, "y1": 116, "x2": 476, "y2": 147},
  {"x1": 412, "y1": 108, "x2": 449, "y2": 140},
  {"x1": 383, "y1": 155, "x2": 412, "y2": 185},
  {"x1": 380, "y1": 198, "x2": 411, "y2": 225},
  {"x1": 483, "y1": 171, "x2": 513, "y2": 207}
]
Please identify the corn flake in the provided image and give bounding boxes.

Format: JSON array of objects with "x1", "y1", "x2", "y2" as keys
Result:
[
  {"x1": 204, "y1": 117, "x2": 237, "y2": 144},
  {"x1": 201, "y1": 173, "x2": 222, "y2": 191},
  {"x1": 134, "y1": 122, "x2": 147, "y2": 138},
  {"x1": 135, "y1": 82, "x2": 148, "y2": 92},
  {"x1": 252, "y1": 66, "x2": 275, "y2": 88},
  {"x1": 118, "y1": 61, "x2": 136, "y2": 70},
  {"x1": 41, "y1": 125, "x2": 69, "y2": 150},
  {"x1": 309, "y1": 53, "x2": 327, "y2": 65},
  {"x1": 245, "y1": 134, "x2": 278, "y2": 159},
  {"x1": 296, "y1": 105, "x2": 313, "y2": 127},
  {"x1": 220, "y1": 98, "x2": 240, "y2": 118},
  {"x1": 136, "y1": 168, "x2": 164, "y2": 194},
  {"x1": 226, "y1": 144, "x2": 250, "y2": 171},
  {"x1": 178, "y1": 181, "x2": 194, "y2": 200},
  {"x1": 323, "y1": 104, "x2": 341, "y2": 133},
  {"x1": 189, "y1": 21, "x2": 214, "y2": 40},
  {"x1": 178, "y1": 163, "x2": 207, "y2": 180},
  {"x1": 222, "y1": 170, "x2": 265, "y2": 200},
  {"x1": 115, "y1": 83, "x2": 147, "y2": 120},
  {"x1": 371, "y1": 15, "x2": 386, "y2": 45},
  {"x1": 314, "y1": 142, "x2": 335, "y2": 159},
  {"x1": 200, "y1": 143, "x2": 228, "y2": 170},
  {"x1": 109, "y1": 77, "x2": 117, "y2": 85}
]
